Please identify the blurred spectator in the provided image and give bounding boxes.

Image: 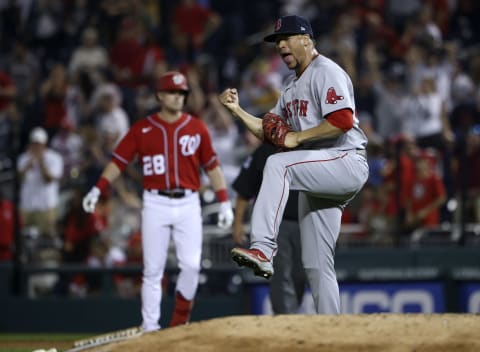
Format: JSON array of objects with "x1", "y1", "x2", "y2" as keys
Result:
[
  {"x1": 138, "y1": 0, "x2": 161, "y2": 30},
  {"x1": 79, "y1": 121, "x2": 141, "y2": 197},
  {"x1": 109, "y1": 16, "x2": 145, "y2": 86},
  {"x1": 207, "y1": 1, "x2": 246, "y2": 63},
  {"x1": 415, "y1": 2, "x2": 444, "y2": 46},
  {"x1": 50, "y1": 118, "x2": 84, "y2": 188},
  {"x1": 449, "y1": 59, "x2": 478, "y2": 137},
  {"x1": 69, "y1": 235, "x2": 126, "y2": 296},
  {"x1": 0, "y1": 69, "x2": 18, "y2": 152},
  {"x1": 0, "y1": 189, "x2": 15, "y2": 261},
  {"x1": 366, "y1": 142, "x2": 388, "y2": 189},
  {"x1": 448, "y1": 0, "x2": 480, "y2": 48},
  {"x1": 39, "y1": 63, "x2": 70, "y2": 138},
  {"x1": 183, "y1": 67, "x2": 206, "y2": 115},
  {"x1": 404, "y1": 152, "x2": 447, "y2": 233},
  {"x1": 453, "y1": 125, "x2": 480, "y2": 223},
  {"x1": 97, "y1": 0, "x2": 137, "y2": 44},
  {"x1": 379, "y1": 135, "x2": 419, "y2": 240},
  {"x1": 108, "y1": 15, "x2": 147, "y2": 117},
  {"x1": 0, "y1": 0, "x2": 478, "y2": 265},
  {"x1": 356, "y1": 184, "x2": 388, "y2": 241},
  {"x1": 88, "y1": 236, "x2": 126, "y2": 274},
  {"x1": 164, "y1": 23, "x2": 192, "y2": 70},
  {"x1": 364, "y1": 45, "x2": 408, "y2": 143},
  {"x1": 78, "y1": 125, "x2": 107, "y2": 187},
  {"x1": 25, "y1": 0, "x2": 64, "y2": 66},
  {"x1": 91, "y1": 83, "x2": 129, "y2": 146},
  {"x1": 316, "y1": 11, "x2": 358, "y2": 81},
  {"x1": 0, "y1": 1, "x2": 28, "y2": 49},
  {"x1": 68, "y1": 27, "x2": 109, "y2": 84},
  {"x1": 55, "y1": 187, "x2": 110, "y2": 297},
  {"x1": 450, "y1": 58, "x2": 476, "y2": 107},
  {"x1": 102, "y1": 174, "x2": 142, "y2": 241},
  {"x1": 0, "y1": 69, "x2": 17, "y2": 113},
  {"x1": 125, "y1": 230, "x2": 142, "y2": 265},
  {"x1": 240, "y1": 68, "x2": 282, "y2": 116},
  {"x1": 61, "y1": 187, "x2": 109, "y2": 263},
  {"x1": 404, "y1": 70, "x2": 454, "y2": 150},
  {"x1": 138, "y1": 30, "x2": 167, "y2": 88},
  {"x1": 170, "y1": 0, "x2": 222, "y2": 56},
  {"x1": 355, "y1": 72, "x2": 380, "y2": 145},
  {"x1": 115, "y1": 230, "x2": 142, "y2": 298},
  {"x1": 237, "y1": 44, "x2": 284, "y2": 114},
  {"x1": 61, "y1": 0, "x2": 95, "y2": 56},
  {"x1": 407, "y1": 43, "x2": 453, "y2": 111},
  {"x1": 78, "y1": 120, "x2": 141, "y2": 243},
  {"x1": 1, "y1": 39, "x2": 40, "y2": 110},
  {"x1": 17, "y1": 126, "x2": 63, "y2": 240},
  {"x1": 386, "y1": 0, "x2": 422, "y2": 32},
  {"x1": 202, "y1": 93, "x2": 241, "y2": 196},
  {"x1": 404, "y1": 68, "x2": 456, "y2": 202}
]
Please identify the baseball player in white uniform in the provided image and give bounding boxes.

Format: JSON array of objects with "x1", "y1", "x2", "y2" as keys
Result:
[
  {"x1": 83, "y1": 71, "x2": 234, "y2": 331},
  {"x1": 219, "y1": 15, "x2": 369, "y2": 314}
]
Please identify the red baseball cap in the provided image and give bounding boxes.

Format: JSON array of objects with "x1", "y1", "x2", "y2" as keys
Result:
[{"x1": 156, "y1": 71, "x2": 189, "y2": 92}]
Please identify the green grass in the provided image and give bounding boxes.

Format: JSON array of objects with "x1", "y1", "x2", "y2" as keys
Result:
[
  {"x1": 0, "y1": 333, "x2": 90, "y2": 341},
  {"x1": 0, "y1": 333, "x2": 91, "y2": 352}
]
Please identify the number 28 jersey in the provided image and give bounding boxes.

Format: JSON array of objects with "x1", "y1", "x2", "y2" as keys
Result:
[{"x1": 112, "y1": 113, "x2": 219, "y2": 190}]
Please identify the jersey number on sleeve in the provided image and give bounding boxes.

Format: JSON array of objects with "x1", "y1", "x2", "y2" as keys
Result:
[{"x1": 143, "y1": 154, "x2": 165, "y2": 175}]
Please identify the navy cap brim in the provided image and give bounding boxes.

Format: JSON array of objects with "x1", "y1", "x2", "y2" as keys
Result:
[{"x1": 264, "y1": 31, "x2": 301, "y2": 42}]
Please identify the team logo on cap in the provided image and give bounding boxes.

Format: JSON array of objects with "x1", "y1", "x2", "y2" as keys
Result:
[
  {"x1": 274, "y1": 19, "x2": 282, "y2": 31},
  {"x1": 172, "y1": 74, "x2": 185, "y2": 85}
]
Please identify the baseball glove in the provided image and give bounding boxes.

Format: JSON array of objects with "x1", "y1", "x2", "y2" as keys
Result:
[{"x1": 262, "y1": 113, "x2": 292, "y2": 148}]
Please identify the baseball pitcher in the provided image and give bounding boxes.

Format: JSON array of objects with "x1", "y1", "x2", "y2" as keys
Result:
[{"x1": 219, "y1": 15, "x2": 369, "y2": 314}]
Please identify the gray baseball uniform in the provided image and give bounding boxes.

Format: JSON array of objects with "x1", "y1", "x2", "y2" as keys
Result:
[{"x1": 250, "y1": 55, "x2": 369, "y2": 313}]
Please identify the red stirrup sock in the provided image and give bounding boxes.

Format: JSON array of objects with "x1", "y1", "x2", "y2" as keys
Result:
[{"x1": 169, "y1": 291, "x2": 193, "y2": 327}]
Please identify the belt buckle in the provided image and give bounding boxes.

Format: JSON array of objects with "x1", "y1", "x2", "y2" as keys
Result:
[
  {"x1": 148, "y1": 189, "x2": 191, "y2": 198},
  {"x1": 167, "y1": 189, "x2": 186, "y2": 198}
]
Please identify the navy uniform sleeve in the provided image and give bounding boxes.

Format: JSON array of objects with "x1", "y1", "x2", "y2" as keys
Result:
[
  {"x1": 232, "y1": 143, "x2": 276, "y2": 199},
  {"x1": 232, "y1": 143, "x2": 298, "y2": 221}
]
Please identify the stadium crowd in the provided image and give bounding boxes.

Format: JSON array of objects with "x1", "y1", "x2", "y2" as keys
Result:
[{"x1": 0, "y1": 0, "x2": 479, "y2": 297}]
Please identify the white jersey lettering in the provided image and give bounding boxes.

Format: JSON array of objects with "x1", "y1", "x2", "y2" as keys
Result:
[{"x1": 142, "y1": 154, "x2": 165, "y2": 175}]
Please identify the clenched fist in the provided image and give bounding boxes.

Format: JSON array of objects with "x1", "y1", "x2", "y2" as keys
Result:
[{"x1": 219, "y1": 88, "x2": 239, "y2": 112}]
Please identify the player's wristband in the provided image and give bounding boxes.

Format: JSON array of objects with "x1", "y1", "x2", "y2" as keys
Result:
[
  {"x1": 95, "y1": 177, "x2": 110, "y2": 195},
  {"x1": 215, "y1": 189, "x2": 229, "y2": 203}
]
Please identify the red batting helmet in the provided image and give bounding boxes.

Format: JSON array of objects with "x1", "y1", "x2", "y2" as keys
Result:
[{"x1": 157, "y1": 71, "x2": 189, "y2": 92}]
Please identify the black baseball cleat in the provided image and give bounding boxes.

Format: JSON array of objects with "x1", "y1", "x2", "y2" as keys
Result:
[{"x1": 231, "y1": 247, "x2": 274, "y2": 279}]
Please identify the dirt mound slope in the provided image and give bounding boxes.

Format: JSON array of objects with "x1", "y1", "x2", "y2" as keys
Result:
[{"x1": 84, "y1": 314, "x2": 480, "y2": 352}]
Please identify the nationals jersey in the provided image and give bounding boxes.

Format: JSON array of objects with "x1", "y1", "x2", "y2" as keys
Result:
[
  {"x1": 112, "y1": 112, "x2": 219, "y2": 190},
  {"x1": 271, "y1": 55, "x2": 367, "y2": 150}
]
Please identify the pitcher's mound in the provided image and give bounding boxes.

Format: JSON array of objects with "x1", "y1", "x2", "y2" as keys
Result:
[{"x1": 88, "y1": 314, "x2": 479, "y2": 352}]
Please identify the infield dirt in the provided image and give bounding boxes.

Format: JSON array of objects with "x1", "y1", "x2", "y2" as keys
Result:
[{"x1": 76, "y1": 314, "x2": 480, "y2": 352}]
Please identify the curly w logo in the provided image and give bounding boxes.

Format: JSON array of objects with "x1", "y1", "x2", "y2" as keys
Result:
[{"x1": 179, "y1": 134, "x2": 201, "y2": 156}]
